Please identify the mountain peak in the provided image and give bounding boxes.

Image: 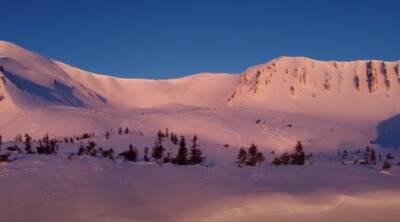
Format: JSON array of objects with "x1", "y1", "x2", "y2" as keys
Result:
[
  {"x1": 0, "y1": 40, "x2": 26, "y2": 53},
  {"x1": 0, "y1": 40, "x2": 45, "y2": 64}
]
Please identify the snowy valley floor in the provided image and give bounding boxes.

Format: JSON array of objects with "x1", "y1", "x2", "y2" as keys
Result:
[{"x1": 0, "y1": 135, "x2": 400, "y2": 222}]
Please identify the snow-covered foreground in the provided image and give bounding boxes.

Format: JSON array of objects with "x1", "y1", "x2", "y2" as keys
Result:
[
  {"x1": 1, "y1": 133, "x2": 400, "y2": 222},
  {"x1": 1, "y1": 152, "x2": 400, "y2": 221}
]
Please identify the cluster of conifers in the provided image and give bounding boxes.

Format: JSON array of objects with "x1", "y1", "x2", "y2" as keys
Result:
[
  {"x1": 236, "y1": 141, "x2": 308, "y2": 167},
  {"x1": 0, "y1": 129, "x2": 205, "y2": 167},
  {"x1": 75, "y1": 128, "x2": 204, "y2": 166}
]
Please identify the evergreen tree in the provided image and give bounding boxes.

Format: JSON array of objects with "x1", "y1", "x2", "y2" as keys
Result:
[
  {"x1": 165, "y1": 128, "x2": 169, "y2": 137},
  {"x1": 49, "y1": 139, "x2": 58, "y2": 154},
  {"x1": 118, "y1": 127, "x2": 122, "y2": 135},
  {"x1": 170, "y1": 133, "x2": 178, "y2": 145},
  {"x1": 152, "y1": 141, "x2": 165, "y2": 166},
  {"x1": 157, "y1": 130, "x2": 164, "y2": 141},
  {"x1": 43, "y1": 134, "x2": 50, "y2": 153},
  {"x1": 86, "y1": 141, "x2": 97, "y2": 156},
  {"x1": 105, "y1": 131, "x2": 110, "y2": 139},
  {"x1": 247, "y1": 143, "x2": 259, "y2": 166},
  {"x1": 255, "y1": 152, "x2": 265, "y2": 166},
  {"x1": 0, "y1": 134, "x2": 2, "y2": 152},
  {"x1": 272, "y1": 152, "x2": 291, "y2": 165},
  {"x1": 24, "y1": 133, "x2": 34, "y2": 154},
  {"x1": 77, "y1": 142, "x2": 86, "y2": 156},
  {"x1": 129, "y1": 144, "x2": 137, "y2": 159},
  {"x1": 175, "y1": 136, "x2": 188, "y2": 165},
  {"x1": 143, "y1": 147, "x2": 150, "y2": 162},
  {"x1": 291, "y1": 141, "x2": 305, "y2": 165},
  {"x1": 102, "y1": 148, "x2": 114, "y2": 159},
  {"x1": 124, "y1": 128, "x2": 129, "y2": 134},
  {"x1": 189, "y1": 135, "x2": 203, "y2": 164},
  {"x1": 237, "y1": 147, "x2": 247, "y2": 168}
]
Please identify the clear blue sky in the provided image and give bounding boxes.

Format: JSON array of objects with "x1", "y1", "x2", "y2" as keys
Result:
[{"x1": 1, "y1": 0, "x2": 399, "y2": 78}]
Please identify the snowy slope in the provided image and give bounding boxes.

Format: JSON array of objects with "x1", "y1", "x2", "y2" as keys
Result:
[
  {"x1": 0, "y1": 41, "x2": 108, "y2": 109},
  {"x1": 229, "y1": 56, "x2": 400, "y2": 119},
  {"x1": 55, "y1": 60, "x2": 238, "y2": 108}
]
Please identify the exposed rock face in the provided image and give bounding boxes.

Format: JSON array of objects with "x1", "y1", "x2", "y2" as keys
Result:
[
  {"x1": 228, "y1": 57, "x2": 400, "y2": 119},
  {"x1": 235, "y1": 58, "x2": 399, "y2": 97}
]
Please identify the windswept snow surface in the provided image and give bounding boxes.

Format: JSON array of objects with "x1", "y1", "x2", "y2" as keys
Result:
[{"x1": 1, "y1": 41, "x2": 400, "y2": 221}]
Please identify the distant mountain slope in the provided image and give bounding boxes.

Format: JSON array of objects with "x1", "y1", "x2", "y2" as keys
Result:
[
  {"x1": 55, "y1": 61, "x2": 239, "y2": 108},
  {"x1": 0, "y1": 41, "x2": 239, "y2": 110}
]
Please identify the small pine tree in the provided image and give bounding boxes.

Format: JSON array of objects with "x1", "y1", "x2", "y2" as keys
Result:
[
  {"x1": 255, "y1": 152, "x2": 265, "y2": 166},
  {"x1": 175, "y1": 136, "x2": 188, "y2": 165},
  {"x1": 189, "y1": 135, "x2": 203, "y2": 164},
  {"x1": 170, "y1": 133, "x2": 178, "y2": 145},
  {"x1": 237, "y1": 147, "x2": 247, "y2": 167},
  {"x1": 105, "y1": 131, "x2": 110, "y2": 139},
  {"x1": 165, "y1": 128, "x2": 169, "y2": 137},
  {"x1": 128, "y1": 145, "x2": 138, "y2": 161},
  {"x1": 77, "y1": 142, "x2": 86, "y2": 156},
  {"x1": 247, "y1": 143, "x2": 259, "y2": 166},
  {"x1": 272, "y1": 152, "x2": 291, "y2": 165},
  {"x1": 143, "y1": 147, "x2": 150, "y2": 162},
  {"x1": 152, "y1": 141, "x2": 165, "y2": 166},
  {"x1": 118, "y1": 127, "x2": 122, "y2": 135},
  {"x1": 292, "y1": 141, "x2": 305, "y2": 165},
  {"x1": 125, "y1": 128, "x2": 129, "y2": 134},
  {"x1": 86, "y1": 141, "x2": 97, "y2": 156},
  {"x1": 50, "y1": 139, "x2": 58, "y2": 154},
  {"x1": 157, "y1": 130, "x2": 164, "y2": 141},
  {"x1": 24, "y1": 133, "x2": 33, "y2": 154}
]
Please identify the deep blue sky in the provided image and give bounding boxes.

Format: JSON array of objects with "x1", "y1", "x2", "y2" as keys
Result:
[{"x1": 1, "y1": 0, "x2": 399, "y2": 79}]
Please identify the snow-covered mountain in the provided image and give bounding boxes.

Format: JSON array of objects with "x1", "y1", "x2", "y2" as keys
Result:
[
  {"x1": 229, "y1": 56, "x2": 400, "y2": 119},
  {"x1": 0, "y1": 41, "x2": 238, "y2": 110},
  {"x1": 1, "y1": 41, "x2": 400, "y2": 222},
  {"x1": 1, "y1": 41, "x2": 399, "y2": 119},
  {"x1": 0, "y1": 40, "x2": 399, "y2": 150}
]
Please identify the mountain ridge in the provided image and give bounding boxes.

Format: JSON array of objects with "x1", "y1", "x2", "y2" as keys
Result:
[{"x1": 1, "y1": 40, "x2": 400, "y2": 120}]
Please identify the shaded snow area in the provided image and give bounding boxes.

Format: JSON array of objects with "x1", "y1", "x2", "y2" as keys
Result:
[{"x1": 1, "y1": 41, "x2": 400, "y2": 221}]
